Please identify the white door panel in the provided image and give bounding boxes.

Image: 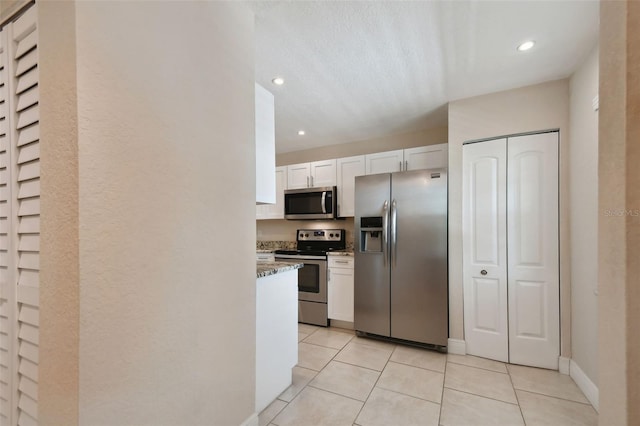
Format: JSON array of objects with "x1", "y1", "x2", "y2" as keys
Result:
[
  {"x1": 462, "y1": 138, "x2": 508, "y2": 362},
  {"x1": 404, "y1": 144, "x2": 448, "y2": 170},
  {"x1": 365, "y1": 150, "x2": 403, "y2": 175},
  {"x1": 507, "y1": 132, "x2": 559, "y2": 369},
  {"x1": 310, "y1": 159, "x2": 336, "y2": 187},
  {"x1": 287, "y1": 163, "x2": 311, "y2": 189}
]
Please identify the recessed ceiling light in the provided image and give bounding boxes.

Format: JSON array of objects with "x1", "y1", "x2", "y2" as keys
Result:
[
  {"x1": 298, "y1": 130, "x2": 305, "y2": 136},
  {"x1": 517, "y1": 40, "x2": 535, "y2": 52},
  {"x1": 272, "y1": 77, "x2": 285, "y2": 85}
]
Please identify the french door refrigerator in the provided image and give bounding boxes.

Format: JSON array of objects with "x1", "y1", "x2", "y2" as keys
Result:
[{"x1": 354, "y1": 169, "x2": 448, "y2": 347}]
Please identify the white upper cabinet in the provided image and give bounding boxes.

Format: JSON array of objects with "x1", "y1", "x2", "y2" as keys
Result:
[
  {"x1": 336, "y1": 155, "x2": 365, "y2": 217},
  {"x1": 255, "y1": 83, "x2": 275, "y2": 204},
  {"x1": 404, "y1": 143, "x2": 448, "y2": 170},
  {"x1": 287, "y1": 159, "x2": 336, "y2": 189},
  {"x1": 257, "y1": 166, "x2": 287, "y2": 220},
  {"x1": 364, "y1": 145, "x2": 448, "y2": 175},
  {"x1": 365, "y1": 149, "x2": 404, "y2": 175},
  {"x1": 287, "y1": 163, "x2": 311, "y2": 189},
  {"x1": 310, "y1": 159, "x2": 337, "y2": 187}
]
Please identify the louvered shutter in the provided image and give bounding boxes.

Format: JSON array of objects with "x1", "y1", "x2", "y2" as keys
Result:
[
  {"x1": 0, "y1": 19, "x2": 15, "y2": 426},
  {"x1": 0, "y1": 5, "x2": 39, "y2": 426}
]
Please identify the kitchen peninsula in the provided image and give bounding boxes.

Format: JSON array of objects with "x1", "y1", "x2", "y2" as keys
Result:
[{"x1": 255, "y1": 261, "x2": 302, "y2": 413}]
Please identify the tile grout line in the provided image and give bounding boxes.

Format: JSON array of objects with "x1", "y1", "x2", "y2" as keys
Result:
[
  {"x1": 350, "y1": 340, "x2": 399, "y2": 423},
  {"x1": 374, "y1": 384, "x2": 443, "y2": 406},
  {"x1": 330, "y1": 358, "x2": 388, "y2": 373},
  {"x1": 514, "y1": 387, "x2": 596, "y2": 406},
  {"x1": 442, "y1": 383, "x2": 520, "y2": 406},
  {"x1": 437, "y1": 358, "x2": 448, "y2": 425},
  {"x1": 446, "y1": 359, "x2": 509, "y2": 374},
  {"x1": 387, "y1": 358, "x2": 447, "y2": 375},
  {"x1": 305, "y1": 383, "x2": 371, "y2": 404},
  {"x1": 506, "y1": 364, "x2": 528, "y2": 425}
]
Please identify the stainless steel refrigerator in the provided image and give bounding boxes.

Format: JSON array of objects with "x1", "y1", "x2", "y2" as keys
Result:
[{"x1": 354, "y1": 169, "x2": 448, "y2": 347}]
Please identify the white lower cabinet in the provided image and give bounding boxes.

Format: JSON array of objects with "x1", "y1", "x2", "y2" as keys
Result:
[
  {"x1": 256, "y1": 269, "x2": 298, "y2": 412},
  {"x1": 328, "y1": 256, "x2": 354, "y2": 322}
]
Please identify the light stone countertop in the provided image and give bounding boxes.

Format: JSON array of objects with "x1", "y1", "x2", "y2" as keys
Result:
[
  {"x1": 327, "y1": 250, "x2": 354, "y2": 257},
  {"x1": 256, "y1": 249, "x2": 275, "y2": 253},
  {"x1": 256, "y1": 261, "x2": 303, "y2": 279}
]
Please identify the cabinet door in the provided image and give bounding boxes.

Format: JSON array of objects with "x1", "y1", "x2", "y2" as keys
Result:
[
  {"x1": 328, "y1": 265, "x2": 354, "y2": 322},
  {"x1": 255, "y1": 83, "x2": 275, "y2": 203},
  {"x1": 257, "y1": 166, "x2": 287, "y2": 220},
  {"x1": 310, "y1": 159, "x2": 336, "y2": 187},
  {"x1": 365, "y1": 150, "x2": 404, "y2": 175},
  {"x1": 287, "y1": 163, "x2": 311, "y2": 189},
  {"x1": 404, "y1": 144, "x2": 448, "y2": 170},
  {"x1": 462, "y1": 138, "x2": 509, "y2": 362},
  {"x1": 336, "y1": 156, "x2": 365, "y2": 217},
  {"x1": 270, "y1": 166, "x2": 287, "y2": 219}
]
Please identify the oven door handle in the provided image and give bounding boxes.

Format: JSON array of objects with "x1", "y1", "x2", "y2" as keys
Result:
[{"x1": 321, "y1": 191, "x2": 327, "y2": 214}]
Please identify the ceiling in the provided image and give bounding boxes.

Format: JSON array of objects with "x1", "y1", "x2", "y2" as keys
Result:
[{"x1": 246, "y1": 1, "x2": 599, "y2": 154}]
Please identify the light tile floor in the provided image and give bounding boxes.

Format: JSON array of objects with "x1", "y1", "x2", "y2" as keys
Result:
[{"x1": 259, "y1": 324, "x2": 598, "y2": 426}]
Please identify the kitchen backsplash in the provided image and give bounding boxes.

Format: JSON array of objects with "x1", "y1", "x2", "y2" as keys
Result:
[
  {"x1": 256, "y1": 240, "x2": 297, "y2": 250},
  {"x1": 255, "y1": 240, "x2": 355, "y2": 251},
  {"x1": 257, "y1": 218, "x2": 355, "y2": 250}
]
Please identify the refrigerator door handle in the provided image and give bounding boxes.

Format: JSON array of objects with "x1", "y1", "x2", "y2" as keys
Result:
[
  {"x1": 382, "y1": 200, "x2": 389, "y2": 267},
  {"x1": 391, "y1": 199, "x2": 398, "y2": 267}
]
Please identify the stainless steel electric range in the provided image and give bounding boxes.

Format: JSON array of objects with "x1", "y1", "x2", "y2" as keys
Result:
[{"x1": 274, "y1": 229, "x2": 346, "y2": 327}]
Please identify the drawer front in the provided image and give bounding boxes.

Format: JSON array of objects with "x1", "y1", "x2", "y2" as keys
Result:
[
  {"x1": 328, "y1": 257, "x2": 354, "y2": 268},
  {"x1": 257, "y1": 253, "x2": 275, "y2": 262}
]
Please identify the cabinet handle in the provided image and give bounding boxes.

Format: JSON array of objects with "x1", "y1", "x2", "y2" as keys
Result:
[
  {"x1": 480, "y1": 270, "x2": 488, "y2": 276},
  {"x1": 399, "y1": 161, "x2": 402, "y2": 171},
  {"x1": 334, "y1": 260, "x2": 349, "y2": 264},
  {"x1": 311, "y1": 175, "x2": 314, "y2": 187},
  {"x1": 306, "y1": 176, "x2": 309, "y2": 187},
  {"x1": 405, "y1": 160, "x2": 408, "y2": 171},
  {"x1": 328, "y1": 269, "x2": 331, "y2": 280}
]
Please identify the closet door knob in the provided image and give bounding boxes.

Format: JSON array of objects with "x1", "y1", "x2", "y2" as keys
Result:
[{"x1": 480, "y1": 270, "x2": 488, "y2": 276}]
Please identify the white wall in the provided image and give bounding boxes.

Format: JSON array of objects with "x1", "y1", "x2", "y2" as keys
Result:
[
  {"x1": 39, "y1": 1, "x2": 80, "y2": 424},
  {"x1": 75, "y1": 2, "x2": 257, "y2": 425},
  {"x1": 277, "y1": 126, "x2": 447, "y2": 166},
  {"x1": 448, "y1": 79, "x2": 571, "y2": 356},
  {"x1": 569, "y1": 46, "x2": 599, "y2": 387},
  {"x1": 598, "y1": 1, "x2": 640, "y2": 422}
]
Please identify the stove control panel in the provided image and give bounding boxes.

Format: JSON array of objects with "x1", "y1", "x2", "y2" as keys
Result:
[{"x1": 297, "y1": 229, "x2": 344, "y2": 242}]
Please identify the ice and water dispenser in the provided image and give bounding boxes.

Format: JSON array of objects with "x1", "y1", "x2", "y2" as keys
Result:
[{"x1": 359, "y1": 216, "x2": 384, "y2": 253}]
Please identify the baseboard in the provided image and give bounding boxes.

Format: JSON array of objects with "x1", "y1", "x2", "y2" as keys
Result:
[
  {"x1": 570, "y1": 360, "x2": 599, "y2": 412},
  {"x1": 558, "y1": 356, "x2": 570, "y2": 375},
  {"x1": 447, "y1": 338, "x2": 466, "y2": 355},
  {"x1": 240, "y1": 412, "x2": 258, "y2": 426},
  {"x1": 329, "y1": 319, "x2": 354, "y2": 330}
]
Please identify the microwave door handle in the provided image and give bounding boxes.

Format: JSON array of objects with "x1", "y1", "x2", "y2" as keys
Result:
[{"x1": 321, "y1": 191, "x2": 327, "y2": 214}]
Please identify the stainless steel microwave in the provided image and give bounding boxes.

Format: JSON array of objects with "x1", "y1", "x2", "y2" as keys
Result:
[{"x1": 284, "y1": 186, "x2": 337, "y2": 220}]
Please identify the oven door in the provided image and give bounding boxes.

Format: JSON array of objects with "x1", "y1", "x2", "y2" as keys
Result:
[{"x1": 275, "y1": 255, "x2": 327, "y2": 303}]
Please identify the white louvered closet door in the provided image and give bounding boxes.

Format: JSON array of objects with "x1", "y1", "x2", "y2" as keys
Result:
[{"x1": 0, "y1": 5, "x2": 39, "y2": 426}]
